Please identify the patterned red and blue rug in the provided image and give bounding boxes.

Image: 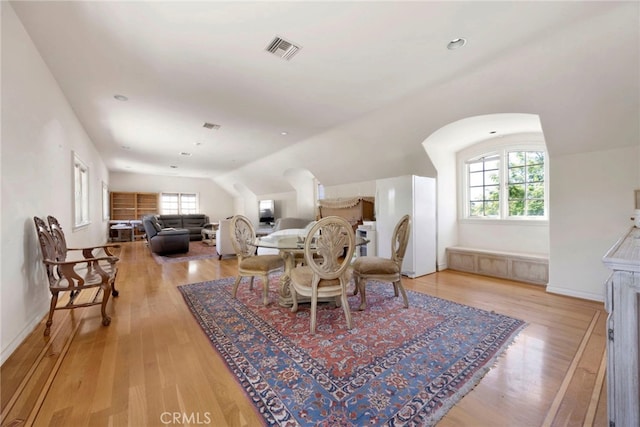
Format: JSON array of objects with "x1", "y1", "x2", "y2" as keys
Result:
[{"x1": 178, "y1": 276, "x2": 525, "y2": 426}]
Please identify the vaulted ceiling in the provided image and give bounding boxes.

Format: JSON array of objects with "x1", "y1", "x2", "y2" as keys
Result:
[{"x1": 11, "y1": 1, "x2": 639, "y2": 196}]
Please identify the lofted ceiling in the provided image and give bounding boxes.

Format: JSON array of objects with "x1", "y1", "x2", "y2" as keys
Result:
[{"x1": 10, "y1": 1, "x2": 639, "y2": 196}]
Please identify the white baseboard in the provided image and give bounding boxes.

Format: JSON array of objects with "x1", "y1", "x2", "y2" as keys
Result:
[{"x1": 546, "y1": 285, "x2": 604, "y2": 303}]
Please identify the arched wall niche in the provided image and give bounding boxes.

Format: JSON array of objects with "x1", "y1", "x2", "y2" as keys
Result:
[{"x1": 422, "y1": 113, "x2": 549, "y2": 269}]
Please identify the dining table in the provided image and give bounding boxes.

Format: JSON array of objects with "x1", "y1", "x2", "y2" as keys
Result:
[{"x1": 252, "y1": 233, "x2": 369, "y2": 307}]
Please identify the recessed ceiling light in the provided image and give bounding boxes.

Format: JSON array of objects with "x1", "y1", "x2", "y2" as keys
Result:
[
  {"x1": 170, "y1": 165, "x2": 178, "y2": 169},
  {"x1": 281, "y1": 131, "x2": 288, "y2": 136},
  {"x1": 489, "y1": 131, "x2": 497, "y2": 134},
  {"x1": 447, "y1": 38, "x2": 467, "y2": 50},
  {"x1": 114, "y1": 94, "x2": 128, "y2": 101},
  {"x1": 180, "y1": 152, "x2": 192, "y2": 156},
  {"x1": 194, "y1": 142, "x2": 202, "y2": 146},
  {"x1": 203, "y1": 122, "x2": 221, "y2": 130}
]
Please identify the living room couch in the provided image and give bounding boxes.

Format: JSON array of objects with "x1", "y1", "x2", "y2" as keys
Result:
[
  {"x1": 156, "y1": 214, "x2": 212, "y2": 241},
  {"x1": 142, "y1": 215, "x2": 190, "y2": 255}
]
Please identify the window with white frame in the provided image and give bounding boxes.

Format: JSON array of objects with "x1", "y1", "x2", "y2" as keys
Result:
[
  {"x1": 461, "y1": 143, "x2": 547, "y2": 220},
  {"x1": 160, "y1": 192, "x2": 199, "y2": 214},
  {"x1": 73, "y1": 153, "x2": 90, "y2": 227}
]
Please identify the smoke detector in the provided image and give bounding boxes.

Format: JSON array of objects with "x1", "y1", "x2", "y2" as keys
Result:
[{"x1": 266, "y1": 36, "x2": 301, "y2": 60}]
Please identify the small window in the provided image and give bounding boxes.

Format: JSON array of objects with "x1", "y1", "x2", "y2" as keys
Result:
[
  {"x1": 461, "y1": 144, "x2": 547, "y2": 220},
  {"x1": 73, "y1": 153, "x2": 90, "y2": 227},
  {"x1": 160, "y1": 192, "x2": 198, "y2": 214},
  {"x1": 468, "y1": 154, "x2": 500, "y2": 217},
  {"x1": 507, "y1": 151, "x2": 545, "y2": 217}
]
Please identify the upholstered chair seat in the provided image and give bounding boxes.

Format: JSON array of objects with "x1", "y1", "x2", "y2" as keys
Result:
[
  {"x1": 290, "y1": 266, "x2": 341, "y2": 288},
  {"x1": 351, "y1": 257, "x2": 400, "y2": 275},
  {"x1": 353, "y1": 214, "x2": 411, "y2": 311},
  {"x1": 239, "y1": 254, "x2": 284, "y2": 271}
]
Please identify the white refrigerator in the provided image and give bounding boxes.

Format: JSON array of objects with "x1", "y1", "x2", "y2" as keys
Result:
[{"x1": 375, "y1": 175, "x2": 436, "y2": 278}]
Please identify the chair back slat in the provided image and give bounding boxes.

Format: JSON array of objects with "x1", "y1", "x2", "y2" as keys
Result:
[
  {"x1": 230, "y1": 215, "x2": 257, "y2": 258},
  {"x1": 391, "y1": 215, "x2": 411, "y2": 266},
  {"x1": 47, "y1": 215, "x2": 68, "y2": 260},
  {"x1": 304, "y1": 216, "x2": 355, "y2": 281}
]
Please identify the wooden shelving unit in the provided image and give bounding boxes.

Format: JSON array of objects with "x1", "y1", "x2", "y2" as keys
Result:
[{"x1": 109, "y1": 192, "x2": 159, "y2": 240}]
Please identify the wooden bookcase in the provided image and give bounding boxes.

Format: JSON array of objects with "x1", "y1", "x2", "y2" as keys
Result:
[{"x1": 110, "y1": 192, "x2": 159, "y2": 240}]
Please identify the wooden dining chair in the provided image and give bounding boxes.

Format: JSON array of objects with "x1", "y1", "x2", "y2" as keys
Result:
[
  {"x1": 230, "y1": 215, "x2": 285, "y2": 305},
  {"x1": 352, "y1": 214, "x2": 411, "y2": 311},
  {"x1": 34, "y1": 216, "x2": 118, "y2": 336},
  {"x1": 289, "y1": 216, "x2": 355, "y2": 334}
]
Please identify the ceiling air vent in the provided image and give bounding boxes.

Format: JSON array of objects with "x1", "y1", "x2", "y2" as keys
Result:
[
  {"x1": 203, "y1": 122, "x2": 220, "y2": 130},
  {"x1": 266, "y1": 36, "x2": 301, "y2": 60}
]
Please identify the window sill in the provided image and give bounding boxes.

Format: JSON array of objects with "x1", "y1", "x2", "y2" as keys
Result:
[
  {"x1": 73, "y1": 221, "x2": 91, "y2": 231},
  {"x1": 459, "y1": 218, "x2": 548, "y2": 226}
]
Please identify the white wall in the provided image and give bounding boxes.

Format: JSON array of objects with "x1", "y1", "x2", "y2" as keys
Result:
[
  {"x1": 457, "y1": 221, "x2": 549, "y2": 255},
  {"x1": 1, "y1": 3, "x2": 110, "y2": 363},
  {"x1": 259, "y1": 191, "x2": 297, "y2": 219},
  {"x1": 323, "y1": 180, "x2": 376, "y2": 199},
  {"x1": 548, "y1": 146, "x2": 639, "y2": 301},
  {"x1": 109, "y1": 172, "x2": 234, "y2": 223}
]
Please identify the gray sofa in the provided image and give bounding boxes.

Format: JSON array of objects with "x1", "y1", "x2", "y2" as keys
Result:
[
  {"x1": 156, "y1": 214, "x2": 212, "y2": 241},
  {"x1": 142, "y1": 215, "x2": 190, "y2": 255}
]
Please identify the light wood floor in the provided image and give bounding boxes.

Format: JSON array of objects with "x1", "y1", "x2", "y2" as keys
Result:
[{"x1": 1, "y1": 241, "x2": 608, "y2": 426}]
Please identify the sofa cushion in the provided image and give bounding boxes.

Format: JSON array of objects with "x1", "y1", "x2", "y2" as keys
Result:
[
  {"x1": 182, "y1": 216, "x2": 207, "y2": 228},
  {"x1": 158, "y1": 215, "x2": 183, "y2": 228}
]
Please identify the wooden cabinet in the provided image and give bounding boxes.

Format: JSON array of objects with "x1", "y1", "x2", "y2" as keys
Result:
[
  {"x1": 110, "y1": 192, "x2": 159, "y2": 220},
  {"x1": 110, "y1": 192, "x2": 159, "y2": 239},
  {"x1": 602, "y1": 227, "x2": 640, "y2": 427}
]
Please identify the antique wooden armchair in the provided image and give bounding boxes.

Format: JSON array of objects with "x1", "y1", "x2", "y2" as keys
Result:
[
  {"x1": 289, "y1": 216, "x2": 355, "y2": 334},
  {"x1": 230, "y1": 215, "x2": 284, "y2": 306},
  {"x1": 34, "y1": 216, "x2": 119, "y2": 336},
  {"x1": 352, "y1": 214, "x2": 411, "y2": 311},
  {"x1": 47, "y1": 215, "x2": 120, "y2": 297}
]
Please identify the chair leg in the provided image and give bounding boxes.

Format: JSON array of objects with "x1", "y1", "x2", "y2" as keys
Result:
[
  {"x1": 310, "y1": 292, "x2": 318, "y2": 334},
  {"x1": 249, "y1": 276, "x2": 255, "y2": 291},
  {"x1": 290, "y1": 286, "x2": 299, "y2": 313},
  {"x1": 44, "y1": 292, "x2": 59, "y2": 336},
  {"x1": 261, "y1": 275, "x2": 269, "y2": 306},
  {"x1": 352, "y1": 272, "x2": 360, "y2": 296},
  {"x1": 395, "y1": 279, "x2": 409, "y2": 308},
  {"x1": 358, "y1": 277, "x2": 367, "y2": 311},
  {"x1": 111, "y1": 270, "x2": 119, "y2": 297},
  {"x1": 392, "y1": 282, "x2": 400, "y2": 297},
  {"x1": 341, "y1": 287, "x2": 353, "y2": 330},
  {"x1": 232, "y1": 275, "x2": 242, "y2": 298},
  {"x1": 100, "y1": 282, "x2": 112, "y2": 326}
]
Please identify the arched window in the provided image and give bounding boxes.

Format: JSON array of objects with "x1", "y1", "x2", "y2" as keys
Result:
[{"x1": 459, "y1": 139, "x2": 548, "y2": 220}]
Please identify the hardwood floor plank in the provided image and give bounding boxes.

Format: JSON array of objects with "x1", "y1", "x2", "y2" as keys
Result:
[{"x1": 1, "y1": 241, "x2": 608, "y2": 427}]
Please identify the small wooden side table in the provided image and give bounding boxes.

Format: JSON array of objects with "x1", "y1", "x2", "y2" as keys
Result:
[{"x1": 201, "y1": 227, "x2": 217, "y2": 246}]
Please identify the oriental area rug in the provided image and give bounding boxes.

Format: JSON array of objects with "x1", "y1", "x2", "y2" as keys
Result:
[
  {"x1": 178, "y1": 276, "x2": 526, "y2": 426},
  {"x1": 151, "y1": 241, "x2": 218, "y2": 264}
]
